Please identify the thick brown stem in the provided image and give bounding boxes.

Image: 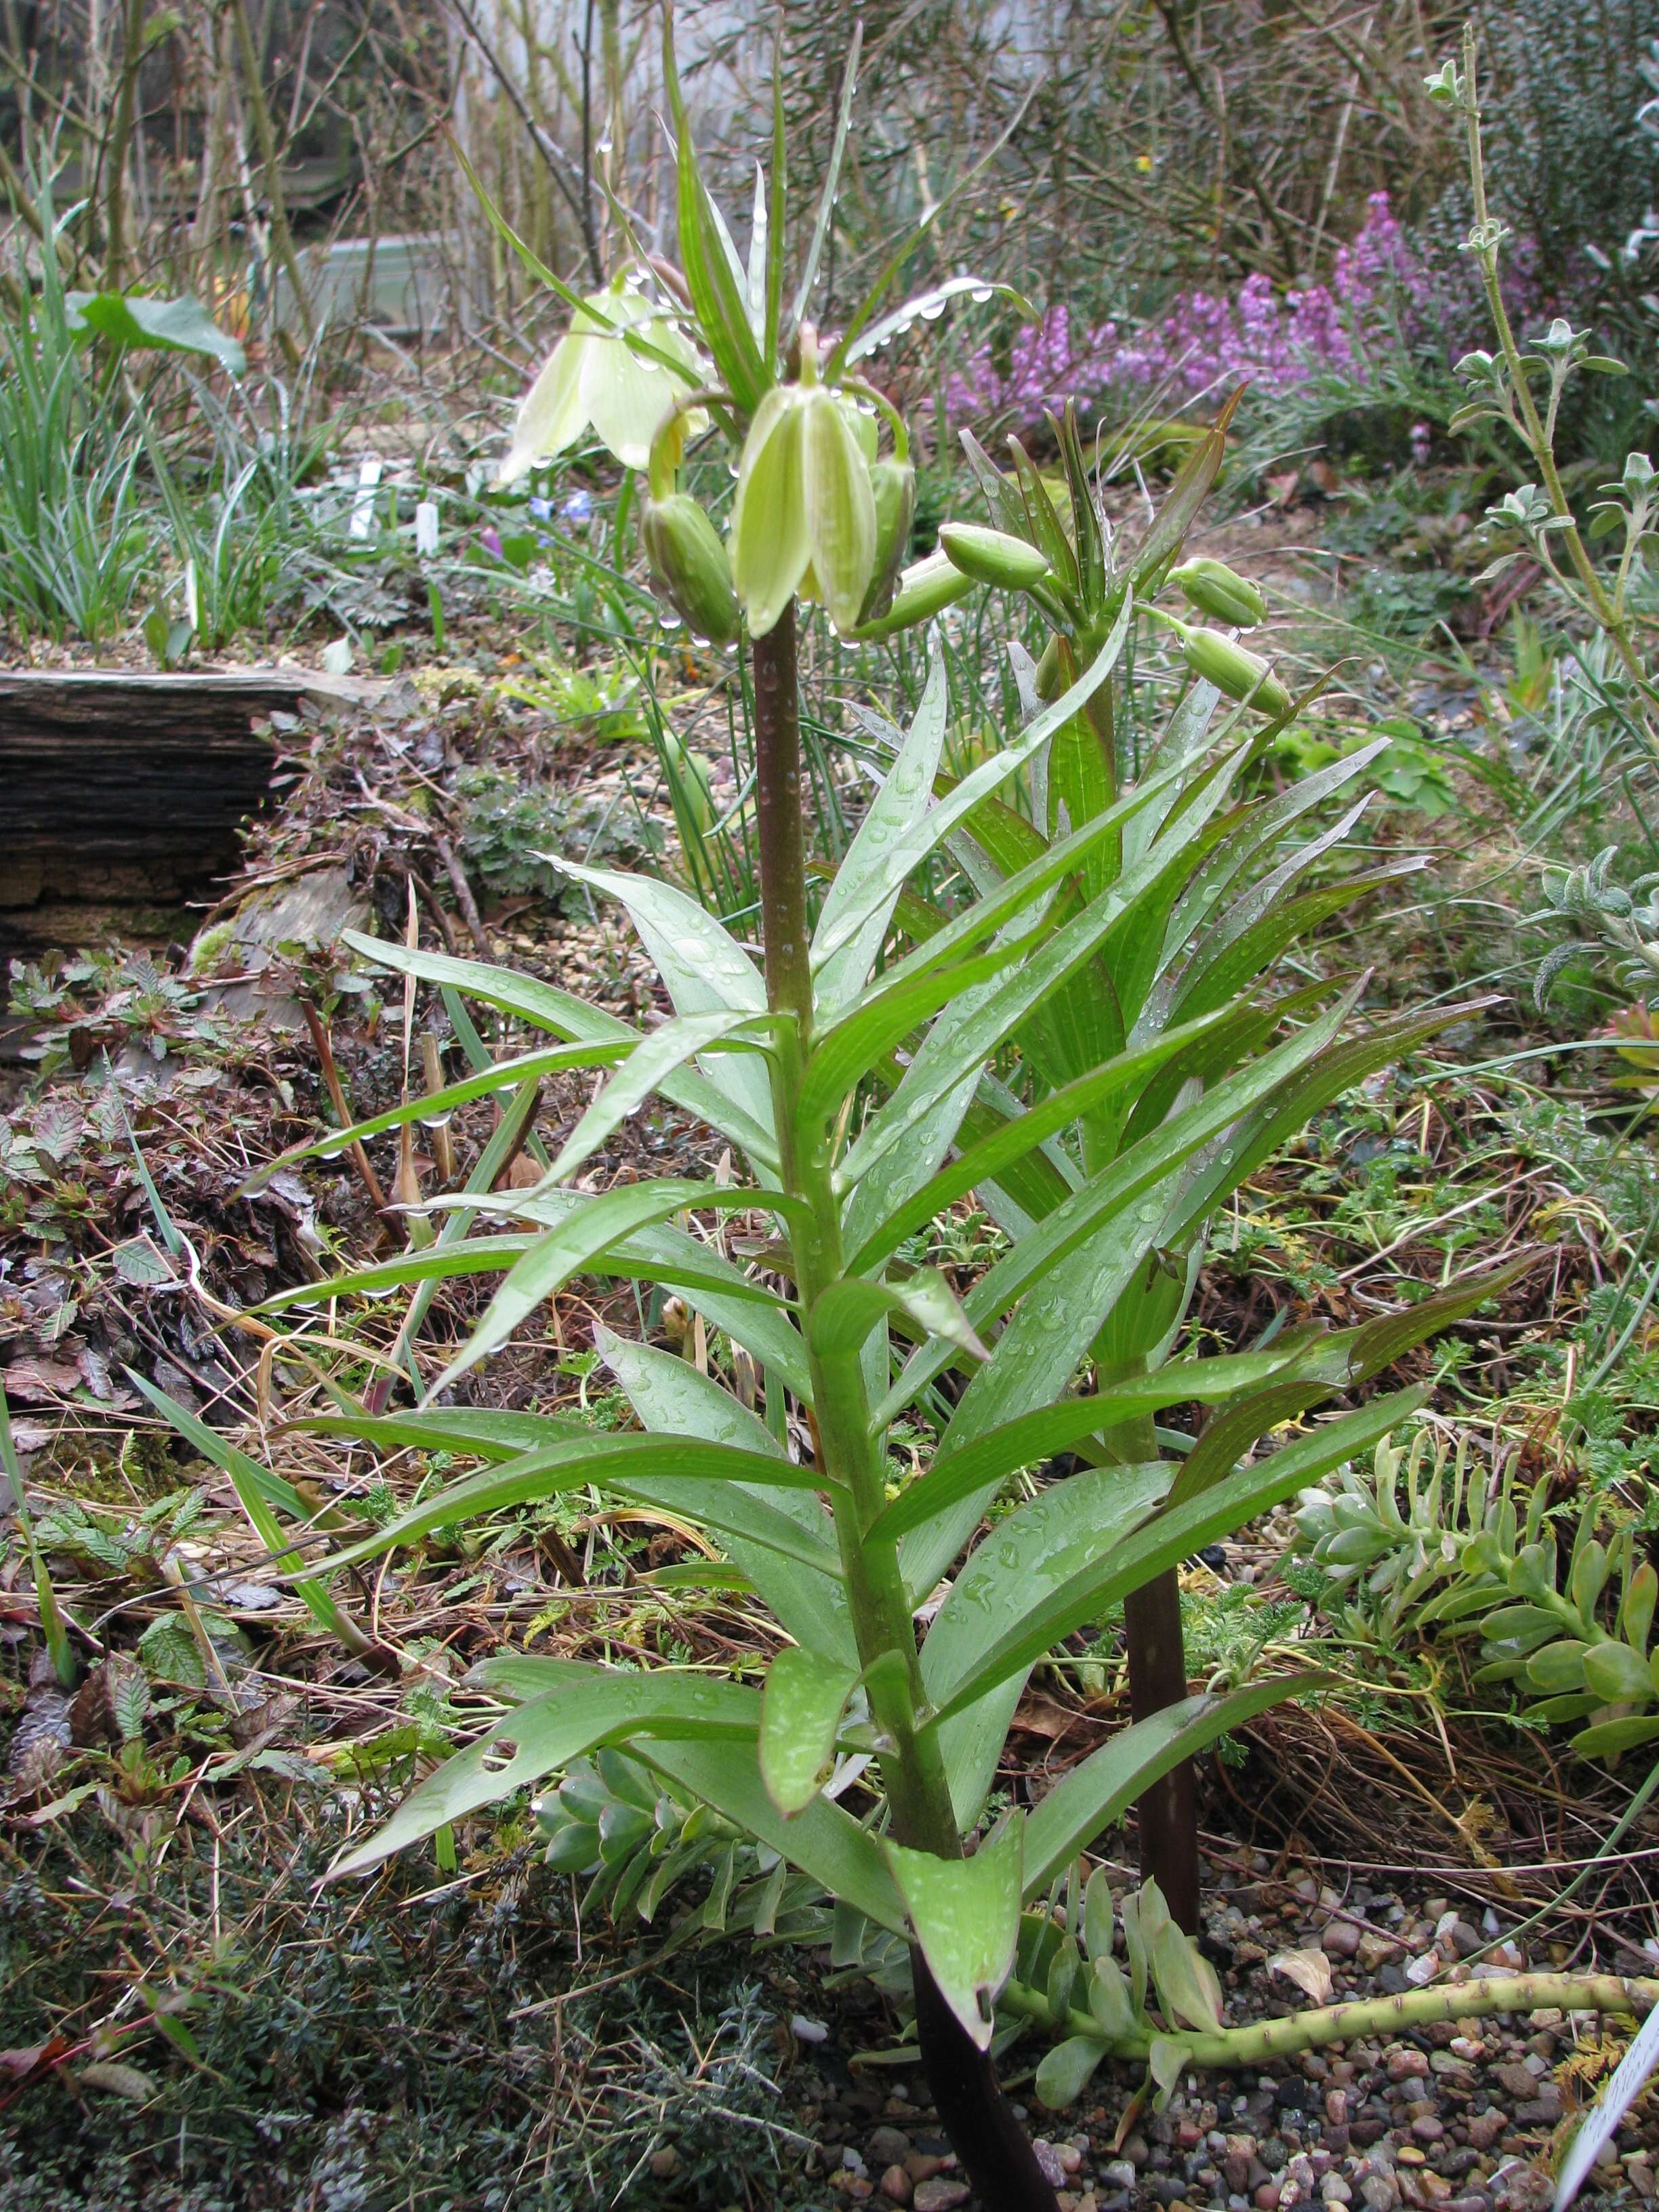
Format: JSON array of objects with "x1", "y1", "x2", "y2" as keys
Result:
[
  {"x1": 1124, "y1": 1570, "x2": 1200, "y2": 1931},
  {"x1": 749, "y1": 606, "x2": 814, "y2": 1027},
  {"x1": 912, "y1": 1952, "x2": 1062, "y2": 2212}
]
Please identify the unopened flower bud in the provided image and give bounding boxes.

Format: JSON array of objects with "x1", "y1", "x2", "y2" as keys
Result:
[
  {"x1": 1175, "y1": 621, "x2": 1292, "y2": 716},
  {"x1": 1033, "y1": 631, "x2": 1063, "y2": 701},
  {"x1": 846, "y1": 549, "x2": 975, "y2": 640},
  {"x1": 1170, "y1": 557, "x2": 1266, "y2": 628},
  {"x1": 857, "y1": 458, "x2": 917, "y2": 624},
  {"x1": 939, "y1": 522, "x2": 1051, "y2": 592},
  {"x1": 642, "y1": 491, "x2": 741, "y2": 647}
]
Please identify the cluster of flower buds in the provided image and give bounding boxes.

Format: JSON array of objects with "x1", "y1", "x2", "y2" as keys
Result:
[
  {"x1": 901, "y1": 401, "x2": 1294, "y2": 723},
  {"x1": 490, "y1": 14, "x2": 1286, "y2": 726}
]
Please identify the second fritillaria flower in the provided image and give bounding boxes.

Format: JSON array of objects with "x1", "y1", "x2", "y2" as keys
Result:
[{"x1": 729, "y1": 375, "x2": 877, "y2": 638}]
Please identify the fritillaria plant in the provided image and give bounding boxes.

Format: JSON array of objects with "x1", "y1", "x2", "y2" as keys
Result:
[{"x1": 216, "y1": 13, "x2": 1513, "y2": 2204}]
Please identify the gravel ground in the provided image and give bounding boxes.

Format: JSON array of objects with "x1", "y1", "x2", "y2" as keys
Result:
[{"x1": 752, "y1": 1856, "x2": 1657, "y2": 2212}]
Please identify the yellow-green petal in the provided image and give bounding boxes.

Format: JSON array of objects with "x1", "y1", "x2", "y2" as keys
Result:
[
  {"x1": 731, "y1": 386, "x2": 812, "y2": 638},
  {"x1": 497, "y1": 328, "x2": 588, "y2": 487},
  {"x1": 801, "y1": 386, "x2": 877, "y2": 637}
]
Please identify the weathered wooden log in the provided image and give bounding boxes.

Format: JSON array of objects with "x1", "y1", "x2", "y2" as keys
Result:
[{"x1": 0, "y1": 668, "x2": 378, "y2": 936}]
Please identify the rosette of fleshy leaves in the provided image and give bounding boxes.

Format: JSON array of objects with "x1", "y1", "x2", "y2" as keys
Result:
[
  {"x1": 1292, "y1": 1429, "x2": 1659, "y2": 1763},
  {"x1": 485, "y1": 11, "x2": 1031, "y2": 649},
  {"x1": 536, "y1": 1746, "x2": 830, "y2": 1944}
]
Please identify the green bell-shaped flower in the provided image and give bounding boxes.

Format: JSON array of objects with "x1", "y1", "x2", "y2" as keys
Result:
[
  {"x1": 497, "y1": 271, "x2": 704, "y2": 484},
  {"x1": 729, "y1": 342, "x2": 877, "y2": 638}
]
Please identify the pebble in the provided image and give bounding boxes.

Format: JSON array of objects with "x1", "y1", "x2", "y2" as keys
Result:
[
  {"x1": 869, "y1": 2129, "x2": 913, "y2": 2167},
  {"x1": 912, "y1": 2183, "x2": 971, "y2": 2212},
  {"x1": 1323, "y1": 1919, "x2": 1364, "y2": 1959},
  {"x1": 879, "y1": 2168, "x2": 911, "y2": 2206},
  {"x1": 1032, "y1": 2142, "x2": 1067, "y2": 2186},
  {"x1": 1387, "y1": 2049, "x2": 1431, "y2": 2082}
]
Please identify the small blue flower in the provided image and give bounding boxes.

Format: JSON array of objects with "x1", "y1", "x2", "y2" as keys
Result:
[
  {"x1": 528, "y1": 495, "x2": 554, "y2": 521},
  {"x1": 562, "y1": 490, "x2": 595, "y2": 528}
]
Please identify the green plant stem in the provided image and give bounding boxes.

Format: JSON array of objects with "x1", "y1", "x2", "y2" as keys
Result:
[
  {"x1": 1458, "y1": 24, "x2": 1653, "y2": 718},
  {"x1": 749, "y1": 598, "x2": 1060, "y2": 2212},
  {"x1": 1004, "y1": 1969, "x2": 1659, "y2": 2070}
]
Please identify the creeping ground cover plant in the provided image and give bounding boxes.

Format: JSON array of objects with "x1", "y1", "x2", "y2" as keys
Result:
[{"x1": 182, "y1": 12, "x2": 1658, "y2": 2205}]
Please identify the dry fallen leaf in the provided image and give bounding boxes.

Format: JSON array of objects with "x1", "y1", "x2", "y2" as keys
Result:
[{"x1": 1267, "y1": 1946, "x2": 1334, "y2": 2005}]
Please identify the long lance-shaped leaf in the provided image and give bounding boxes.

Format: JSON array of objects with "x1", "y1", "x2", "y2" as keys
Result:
[
  {"x1": 239, "y1": 1044, "x2": 627, "y2": 1195},
  {"x1": 764, "y1": 37, "x2": 786, "y2": 358},
  {"x1": 293, "y1": 1431, "x2": 836, "y2": 1582},
  {"x1": 1163, "y1": 861, "x2": 1427, "y2": 1036},
  {"x1": 960, "y1": 426, "x2": 1030, "y2": 537},
  {"x1": 870, "y1": 1333, "x2": 1366, "y2": 1545},
  {"x1": 595, "y1": 1328, "x2": 853, "y2": 1660},
  {"x1": 925, "y1": 1388, "x2": 1426, "y2": 1727},
  {"x1": 640, "y1": 1735, "x2": 906, "y2": 1933},
  {"x1": 838, "y1": 884, "x2": 1228, "y2": 1198},
  {"x1": 537, "y1": 1010, "x2": 769, "y2": 1188},
  {"x1": 379, "y1": 1074, "x2": 549, "y2": 1379},
  {"x1": 661, "y1": 16, "x2": 769, "y2": 409},
  {"x1": 255, "y1": 1229, "x2": 779, "y2": 1317},
  {"x1": 834, "y1": 880, "x2": 1140, "y2": 1192},
  {"x1": 132, "y1": 1377, "x2": 372, "y2": 1651},
  {"x1": 922, "y1": 1464, "x2": 1170, "y2": 1828},
  {"x1": 838, "y1": 741, "x2": 1193, "y2": 1018},
  {"x1": 823, "y1": 60, "x2": 1044, "y2": 380},
  {"x1": 296, "y1": 1408, "x2": 588, "y2": 1458},
  {"x1": 813, "y1": 596, "x2": 1134, "y2": 970},
  {"x1": 813, "y1": 647, "x2": 950, "y2": 1013},
  {"x1": 800, "y1": 933, "x2": 1037, "y2": 1137},
  {"x1": 477, "y1": 1191, "x2": 813, "y2": 1397},
  {"x1": 342, "y1": 935, "x2": 777, "y2": 1166},
  {"x1": 878, "y1": 989, "x2": 1360, "y2": 1425},
  {"x1": 1022, "y1": 1677, "x2": 1328, "y2": 1895},
  {"x1": 1177, "y1": 790, "x2": 1382, "y2": 991},
  {"x1": 844, "y1": 276, "x2": 1034, "y2": 369},
  {"x1": 844, "y1": 1013, "x2": 1234, "y2": 1277},
  {"x1": 428, "y1": 1181, "x2": 792, "y2": 1397},
  {"x1": 1162, "y1": 738, "x2": 1391, "y2": 962},
  {"x1": 1114, "y1": 979, "x2": 1338, "y2": 1162},
  {"x1": 1118, "y1": 392, "x2": 1241, "y2": 596},
  {"x1": 451, "y1": 140, "x2": 699, "y2": 384},
  {"x1": 330, "y1": 1666, "x2": 762, "y2": 1879},
  {"x1": 539, "y1": 859, "x2": 777, "y2": 1138},
  {"x1": 261, "y1": 1198, "x2": 813, "y2": 1402},
  {"x1": 1160, "y1": 1000, "x2": 1496, "y2": 1246},
  {"x1": 1161, "y1": 1254, "x2": 1536, "y2": 1510}
]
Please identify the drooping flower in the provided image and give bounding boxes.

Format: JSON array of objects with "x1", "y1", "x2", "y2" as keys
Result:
[
  {"x1": 729, "y1": 375, "x2": 877, "y2": 638},
  {"x1": 497, "y1": 272, "x2": 705, "y2": 485}
]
